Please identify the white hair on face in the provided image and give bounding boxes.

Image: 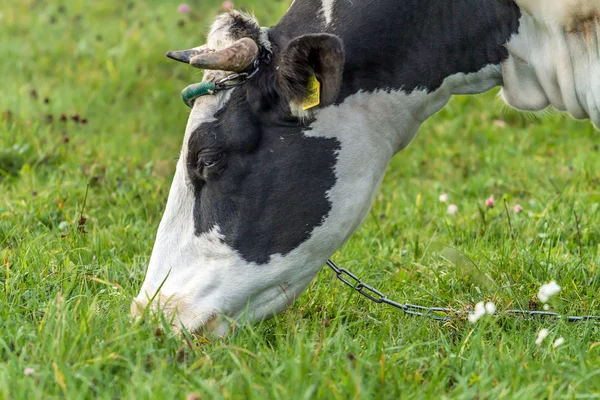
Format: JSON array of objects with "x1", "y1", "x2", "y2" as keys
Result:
[
  {"x1": 206, "y1": 11, "x2": 271, "y2": 51},
  {"x1": 321, "y1": 0, "x2": 335, "y2": 26},
  {"x1": 515, "y1": 0, "x2": 600, "y2": 30},
  {"x1": 207, "y1": 12, "x2": 253, "y2": 48}
]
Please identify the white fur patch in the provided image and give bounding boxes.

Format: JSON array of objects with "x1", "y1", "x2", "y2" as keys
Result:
[
  {"x1": 515, "y1": 0, "x2": 600, "y2": 29},
  {"x1": 207, "y1": 14, "x2": 240, "y2": 49},
  {"x1": 259, "y1": 27, "x2": 272, "y2": 53},
  {"x1": 203, "y1": 12, "x2": 271, "y2": 63},
  {"x1": 321, "y1": 0, "x2": 335, "y2": 26},
  {"x1": 288, "y1": 101, "x2": 313, "y2": 120}
]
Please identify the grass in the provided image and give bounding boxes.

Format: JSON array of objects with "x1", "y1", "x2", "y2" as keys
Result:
[{"x1": 1, "y1": 0, "x2": 600, "y2": 398}]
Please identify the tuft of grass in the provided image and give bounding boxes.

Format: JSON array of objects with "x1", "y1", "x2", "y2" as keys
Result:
[{"x1": 1, "y1": 0, "x2": 599, "y2": 398}]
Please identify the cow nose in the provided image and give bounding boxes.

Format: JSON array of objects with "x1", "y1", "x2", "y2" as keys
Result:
[
  {"x1": 130, "y1": 293, "x2": 224, "y2": 335},
  {"x1": 130, "y1": 291, "x2": 167, "y2": 318},
  {"x1": 129, "y1": 292, "x2": 171, "y2": 318},
  {"x1": 130, "y1": 296, "x2": 148, "y2": 318}
]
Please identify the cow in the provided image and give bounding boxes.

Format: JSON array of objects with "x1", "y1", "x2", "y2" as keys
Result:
[{"x1": 132, "y1": 0, "x2": 600, "y2": 335}]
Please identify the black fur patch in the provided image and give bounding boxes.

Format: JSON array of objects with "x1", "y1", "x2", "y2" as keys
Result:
[
  {"x1": 188, "y1": 91, "x2": 339, "y2": 264},
  {"x1": 271, "y1": 0, "x2": 521, "y2": 100}
]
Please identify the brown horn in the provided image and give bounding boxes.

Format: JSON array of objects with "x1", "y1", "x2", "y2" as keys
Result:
[{"x1": 190, "y1": 38, "x2": 259, "y2": 72}]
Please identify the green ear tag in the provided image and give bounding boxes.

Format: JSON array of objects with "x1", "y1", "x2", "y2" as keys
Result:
[{"x1": 301, "y1": 75, "x2": 321, "y2": 111}]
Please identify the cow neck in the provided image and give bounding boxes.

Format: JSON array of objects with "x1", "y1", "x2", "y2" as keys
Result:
[{"x1": 272, "y1": 0, "x2": 522, "y2": 101}]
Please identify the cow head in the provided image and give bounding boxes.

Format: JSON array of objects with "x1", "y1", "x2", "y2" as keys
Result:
[
  {"x1": 503, "y1": 0, "x2": 600, "y2": 126},
  {"x1": 132, "y1": 12, "x2": 358, "y2": 335}
]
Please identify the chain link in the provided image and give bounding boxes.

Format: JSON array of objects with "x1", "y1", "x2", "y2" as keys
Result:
[
  {"x1": 212, "y1": 46, "x2": 272, "y2": 91},
  {"x1": 326, "y1": 259, "x2": 600, "y2": 323}
]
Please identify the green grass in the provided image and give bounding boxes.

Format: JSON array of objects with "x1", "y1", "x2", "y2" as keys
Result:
[{"x1": 1, "y1": 1, "x2": 600, "y2": 398}]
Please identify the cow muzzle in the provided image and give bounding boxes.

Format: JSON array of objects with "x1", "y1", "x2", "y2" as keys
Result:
[{"x1": 130, "y1": 292, "x2": 226, "y2": 335}]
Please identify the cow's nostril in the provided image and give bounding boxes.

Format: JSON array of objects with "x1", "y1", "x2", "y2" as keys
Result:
[
  {"x1": 130, "y1": 292, "x2": 224, "y2": 335},
  {"x1": 202, "y1": 312, "x2": 219, "y2": 332}
]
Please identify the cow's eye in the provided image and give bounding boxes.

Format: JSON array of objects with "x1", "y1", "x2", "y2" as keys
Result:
[
  {"x1": 199, "y1": 153, "x2": 223, "y2": 168},
  {"x1": 192, "y1": 151, "x2": 227, "y2": 181},
  {"x1": 195, "y1": 153, "x2": 226, "y2": 179}
]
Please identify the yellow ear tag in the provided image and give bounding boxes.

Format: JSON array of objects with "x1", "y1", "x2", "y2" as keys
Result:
[{"x1": 301, "y1": 75, "x2": 321, "y2": 111}]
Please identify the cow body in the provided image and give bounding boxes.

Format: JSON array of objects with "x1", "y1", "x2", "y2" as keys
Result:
[{"x1": 133, "y1": 1, "x2": 600, "y2": 335}]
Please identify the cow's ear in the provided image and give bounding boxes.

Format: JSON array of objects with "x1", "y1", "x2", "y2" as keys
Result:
[{"x1": 276, "y1": 33, "x2": 345, "y2": 112}]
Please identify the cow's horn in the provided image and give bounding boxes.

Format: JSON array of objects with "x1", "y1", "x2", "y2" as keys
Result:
[
  {"x1": 166, "y1": 38, "x2": 259, "y2": 73},
  {"x1": 166, "y1": 45, "x2": 213, "y2": 64}
]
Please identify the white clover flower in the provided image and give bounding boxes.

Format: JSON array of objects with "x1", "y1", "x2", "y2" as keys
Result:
[
  {"x1": 468, "y1": 301, "x2": 496, "y2": 323},
  {"x1": 447, "y1": 204, "x2": 459, "y2": 215},
  {"x1": 24, "y1": 368, "x2": 35, "y2": 376},
  {"x1": 543, "y1": 304, "x2": 550, "y2": 311},
  {"x1": 553, "y1": 337, "x2": 565, "y2": 348},
  {"x1": 535, "y1": 328, "x2": 549, "y2": 345},
  {"x1": 485, "y1": 302, "x2": 496, "y2": 314},
  {"x1": 439, "y1": 193, "x2": 449, "y2": 203},
  {"x1": 468, "y1": 302, "x2": 486, "y2": 323},
  {"x1": 538, "y1": 281, "x2": 561, "y2": 303}
]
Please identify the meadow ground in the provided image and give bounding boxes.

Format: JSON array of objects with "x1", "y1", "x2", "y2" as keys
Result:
[{"x1": 1, "y1": 0, "x2": 600, "y2": 398}]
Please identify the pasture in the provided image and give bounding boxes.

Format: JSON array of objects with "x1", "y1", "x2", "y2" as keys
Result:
[{"x1": 1, "y1": 0, "x2": 600, "y2": 398}]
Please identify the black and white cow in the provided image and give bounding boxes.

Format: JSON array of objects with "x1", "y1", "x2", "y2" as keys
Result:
[{"x1": 133, "y1": 0, "x2": 600, "y2": 335}]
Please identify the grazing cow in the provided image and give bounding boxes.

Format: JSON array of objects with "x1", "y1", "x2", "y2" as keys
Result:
[{"x1": 132, "y1": 0, "x2": 600, "y2": 335}]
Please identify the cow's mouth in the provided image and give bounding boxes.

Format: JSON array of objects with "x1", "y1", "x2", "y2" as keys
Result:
[{"x1": 130, "y1": 293, "x2": 224, "y2": 335}]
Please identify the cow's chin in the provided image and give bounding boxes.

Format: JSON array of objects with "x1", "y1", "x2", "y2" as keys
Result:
[{"x1": 501, "y1": 14, "x2": 600, "y2": 128}]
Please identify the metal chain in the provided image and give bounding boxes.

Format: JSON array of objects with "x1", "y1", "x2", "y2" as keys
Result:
[{"x1": 326, "y1": 259, "x2": 600, "y2": 322}]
